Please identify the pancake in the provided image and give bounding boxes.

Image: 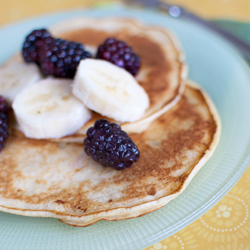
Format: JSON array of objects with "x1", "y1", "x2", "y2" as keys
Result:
[
  {"x1": 0, "y1": 81, "x2": 221, "y2": 226},
  {"x1": 9, "y1": 17, "x2": 187, "y2": 141}
]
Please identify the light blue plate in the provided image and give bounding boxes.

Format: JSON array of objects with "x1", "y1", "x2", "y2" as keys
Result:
[{"x1": 1, "y1": 5, "x2": 250, "y2": 250}]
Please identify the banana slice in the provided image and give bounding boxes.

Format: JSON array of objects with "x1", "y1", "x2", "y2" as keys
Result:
[
  {"x1": 0, "y1": 57, "x2": 42, "y2": 104},
  {"x1": 12, "y1": 79, "x2": 92, "y2": 139},
  {"x1": 72, "y1": 59, "x2": 149, "y2": 123}
]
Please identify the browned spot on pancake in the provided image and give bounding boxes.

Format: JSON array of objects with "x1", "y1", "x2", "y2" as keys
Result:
[
  {"x1": 35, "y1": 179, "x2": 47, "y2": 185},
  {"x1": 147, "y1": 187, "x2": 156, "y2": 196},
  {"x1": 60, "y1": 29, "x2": 171, "y2": 108},
  {"x1": 76, "y1": 206, "x2": 87, "y2": 212},
  {"x1": 55, "y1": 199, "x2": 65, "y2": 204}
]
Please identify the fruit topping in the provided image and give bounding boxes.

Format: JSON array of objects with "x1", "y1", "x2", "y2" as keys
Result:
[
  {"x1": 72, "y1": 59, "x2": 149, "y2": 122},
  {"x1": 0, "y1": 59, "x2": 42, "y2": 104},
  {"x1": 96, "y1": 38, "x2": 141, "y2": 76},
  {"x1": 12, "y1": 79, "x2": 92, "y2": 139},
  {"x1": 22, "y1": 29, "x2": 92, "y2": 78},
  {"x1": 84, "y1": 119, "x2": 140, "y2": 170},
  {"x1": 22, "y1": 29, "x2": 53, "y2": 63},
  {"x1": 39, "y1": 38, "x2": 91, "y2": 78},
  {"x1": 0, "y1": 96, "x2": 10, "y2": 152},
  {"x1": 0, "y1": 96, "x2": 11, "y2": 113}
]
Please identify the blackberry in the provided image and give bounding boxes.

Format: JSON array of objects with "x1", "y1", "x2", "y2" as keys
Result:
[
  {"x1": 22, "y1": 29, "x2": 53, "y2": 63},
  {"x1": 96, "y1": 38, "x2": 141, "y2": 76},
  {"x1": 84, "y1": 119, "x2": 140, "y2": 170},
  {"x1": 0, "y1": 96, "x2": 10, "y2": 113},
  {"x1": 0, "y1": 96, "x2": 10, "y2": 152},
  {"x1": 39, "y1": 38, "x2": 91, "y2": 78}
]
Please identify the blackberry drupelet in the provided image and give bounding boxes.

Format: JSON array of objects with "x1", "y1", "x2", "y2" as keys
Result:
[
  {"x1": 39, "y1": 38, "x2": 91, "y2": 78},
  {"x1": 84, "y1": 119, "x2": 140, "y2": 170},
  {"x1": 0, "y1": 96, "x2": 10, "y2": 152},
  {"x1": 96, "y1": 38, "x2": 141, "y2": 76},
  {"x1": 22, "y1": 29, "x2": 53, "y2": 63}
]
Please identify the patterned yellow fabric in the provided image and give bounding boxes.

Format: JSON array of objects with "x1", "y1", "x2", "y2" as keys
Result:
[
  {"x1": 1, "y1": 0, "x2": 250, "y2": 27},
  {"x1": 145, "y1": 166, "x2": 250, "y2": 250},
  {"x1": 0, "y1": 0, "x2": 250, "y2": 249}
]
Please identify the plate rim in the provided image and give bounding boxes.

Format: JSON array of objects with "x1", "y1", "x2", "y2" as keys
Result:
[{"x1": 0, "y1": 5, "x2": 250, "y2": 250}]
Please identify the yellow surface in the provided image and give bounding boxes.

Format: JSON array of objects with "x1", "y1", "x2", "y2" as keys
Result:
[
  {"x1": 0, "y1": 0, "x2": 250, "y2": 249},
  {"x1": 0, "y1": 0, "x2": 250, "y2": 27},
  {"x1": 145, "y1": 167, "x2": 250, "y2": 250},
  {"x1": 169, "y1": 0, "x2": 250, "y2": 21}
]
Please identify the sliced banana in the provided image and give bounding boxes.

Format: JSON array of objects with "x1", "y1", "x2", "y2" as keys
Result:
[
  {"x1": 12, "y1": 79, "x2": 92, "y2": 139},
  {"x1": 72, "y1": 59, "x2": 149, "y2": 123},
  {"x1": 0, "y1": 56, "x2": 42, "y2": 104}
]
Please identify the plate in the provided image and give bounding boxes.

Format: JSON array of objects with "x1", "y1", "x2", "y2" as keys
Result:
[{"x1": 1, "y1": 5, "x2": 250, "y2": 250}]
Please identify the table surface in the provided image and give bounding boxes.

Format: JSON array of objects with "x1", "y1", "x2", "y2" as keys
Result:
[{"x1": 1, "y1": 1, "x2": 250, "y2": 249}]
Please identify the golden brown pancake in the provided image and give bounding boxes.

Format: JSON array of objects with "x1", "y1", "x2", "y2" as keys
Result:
[{"x1": 0, "y1": 81, "x2": 221, "y2": 226}]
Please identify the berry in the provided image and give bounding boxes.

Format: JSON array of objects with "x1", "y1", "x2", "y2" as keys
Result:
[
  {"x1": 96, "y1": 38, "x2": 141, "y2": 76},
  {"x1": 0, "y1": 96, "x2": 10, "y2": 113},
  {"x1": 0, "y1": 96, "x2": 10, "y2": 152},
  {"x1": 22, "y1": 29, "x2": 53, "y2": 63},
  {"x1": 84, "y1": 119, "x2": 140, "y2": 170},
  {"x1": 39, "y1": 38, "x2": 91, "y2": 78}
]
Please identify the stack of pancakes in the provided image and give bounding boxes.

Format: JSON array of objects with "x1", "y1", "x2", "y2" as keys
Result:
[{"x1": 0, "y1": 17, "x2": 221, "y2": 226}]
